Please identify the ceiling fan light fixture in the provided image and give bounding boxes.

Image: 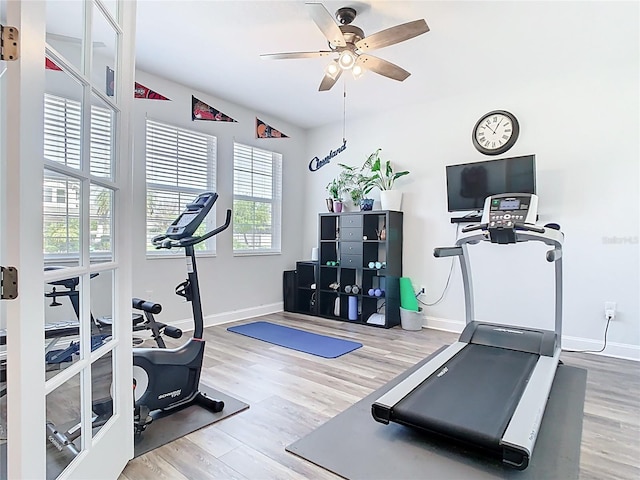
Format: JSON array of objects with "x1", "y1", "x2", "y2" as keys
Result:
[
  {"x1": 261, "y1": 3, "x2": 430, "y2": 92},
  {"x1": 338, "y1": 50, "x2": 356, "y2": 70},
  {"x1": 325, "y1": 61, "x2": 340, "y2": 79}
]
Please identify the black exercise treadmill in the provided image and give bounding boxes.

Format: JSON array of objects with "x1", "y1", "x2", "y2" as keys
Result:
[{"x1": 372, "y1": 193, "x2": 564, "y2": 470}]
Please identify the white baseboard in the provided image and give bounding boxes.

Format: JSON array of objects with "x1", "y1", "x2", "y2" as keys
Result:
[
  {"x1": 169, "y1": 302, "x2": 284, "y2": 333},
  {"x1": 204, "y1": 302, "x2": 283, "y2": 327},
  {"x1": 424, "y1": 315, "x2": 465, "y2": 334},
  {"x1": 424, "y1": 315, "x2": 639, "y2": 362},
  {"x1": 561, "y1": 336, "x2": 640, "y2": 362},
  {"x1": 168, "y1": 309, "x2": 639, "y2": 362}
]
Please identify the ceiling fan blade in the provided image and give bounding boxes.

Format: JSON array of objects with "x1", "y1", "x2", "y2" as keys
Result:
[
  {"x1": 356, "y1": 54, "x2": 411, "y2": 82},
  {"x1": 260, "y1": 51, "x2": 334, "y2": 60},
  {"x1": 355, "y1": 19, "x2": 429, "y2": 52},
  {"x1": 319, "y1": 68, "x2": 342, "y2": 91},
  {"x1": 306, "y1": 2, "x2": 347, "y2": 48}
]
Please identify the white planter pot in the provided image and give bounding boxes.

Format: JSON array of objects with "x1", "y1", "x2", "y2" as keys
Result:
[{"x1": 380, "y1": 190, "x2": 403, "y2": 211}]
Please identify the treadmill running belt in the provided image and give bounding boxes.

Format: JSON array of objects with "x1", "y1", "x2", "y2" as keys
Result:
[{"x1": 392, "y1": 343, "x2": 538, "y2": 451}]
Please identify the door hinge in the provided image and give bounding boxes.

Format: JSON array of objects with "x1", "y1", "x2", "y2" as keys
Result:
[
  {"x1": 1, "y1": 266, "x2": 18, "y2": 299},
  {"x1": 0, "y1": 24, "x2": 20, "y2": 61}
]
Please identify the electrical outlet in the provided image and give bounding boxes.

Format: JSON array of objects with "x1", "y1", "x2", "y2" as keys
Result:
[
  {"x1": 420, "y1": 285, "x2": 426, "y2": 295},
  {"x1": 604, "y1": 301, "x2": 616, "y2": 320}
]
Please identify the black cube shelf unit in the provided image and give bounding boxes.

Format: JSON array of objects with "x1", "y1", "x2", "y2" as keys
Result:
[
  {"x1": 293, "y1": 261, "x2": 319, "y2": 316},
  {"x1": 313, "y1": 210, "x2": 403, "y2": 328}
]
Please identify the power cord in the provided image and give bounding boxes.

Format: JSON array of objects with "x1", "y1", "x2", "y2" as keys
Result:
[
  {"x1": 564, "y1": 314, "x2": 613, "y2": 354},
  {"x1": 418, "y1": 224, "x2": 461, "y2": 307},
  {"x1": 418, "y1": 259, "x2": 455, "y2": 307}
]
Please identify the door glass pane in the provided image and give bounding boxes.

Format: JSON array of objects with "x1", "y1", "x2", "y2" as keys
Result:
[
  {"x1": 44, "y1": 268, "x2": 114, "y2": 377},
  {"x1": 91, "y1": 269, "x2": 113, "y2": 348},
  {"x1": 46, "y1": 0, "x2": 85, "y2": 73},
  {"x1": 45, "y1": 373, "x2": 82, "y2": 479},
  {"x1": 43, "y1": 170, "x2": 81, "y2": 266},
  {"x1": 89, "y1": 94, "x2": 115, "y2": 179},
  {"x1": 90, "y1": 350, "x2": 113, "y2": 438},
  {"x1": 44, "y1": 271, "x2": 84, "y2": 376},
  {"x1": 92, "y1": 3, "x2": 118, "y2": 98},
  {"x1": 99, "y1": 0, "x2": 117, "y2": 22},
  {"x1": 90, "y1": 184, "x2": 113, "y2": 262},
  {"x1": 89, "y1": 270, "x2": 115, "y2": 439},
  {"x1": 44, "y1": 68, "x2": 84, "y2": 170}
]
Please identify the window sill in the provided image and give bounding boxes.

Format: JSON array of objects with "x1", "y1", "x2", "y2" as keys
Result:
[
  {"x1": 146, "y1": 251, "x2": 217, "y2": 260},
  {"x1": 233, "y1": 250, "x2": 281, "y2": 257}
]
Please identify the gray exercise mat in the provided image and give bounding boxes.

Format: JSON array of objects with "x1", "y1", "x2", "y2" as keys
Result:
[
  {"x1": 41, "y1": 385, "x2": 248, "y2": 479},
  {"x1": 287, "y1": 350, "x2": 587, "y2": 480},
  {"x1": 134, "y1": 384, "x2": 249, "y2": 457}
]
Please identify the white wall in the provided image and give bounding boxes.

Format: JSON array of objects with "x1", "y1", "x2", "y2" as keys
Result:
[
  {"x1": 301, "y1": 2, "x2": 639, "y2": 359},
  {"x1": 130, "y1": 70, "x2": 307, "y2": 329}
]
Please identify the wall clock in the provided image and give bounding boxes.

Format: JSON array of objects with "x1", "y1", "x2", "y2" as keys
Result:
[{"x1": 472, "y1": 110, "x2": 520, "y2": 156}]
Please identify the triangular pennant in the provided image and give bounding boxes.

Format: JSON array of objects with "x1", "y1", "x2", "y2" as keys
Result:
[
  {"x1": 192, "y1": 96, "x2": 237, "y2": 122},
  {"x1": 45, "y1": 58, "x2": 62, "y2": 71},
  {"x1": 256, "y1": 118, "x2": 289, "y2": 138},
  {"x1": 105, "y1": 66, "x2": 171, "y2": 100},
  {"x1": 134, "y1": 82, "x2": 171, "y2": 100}
]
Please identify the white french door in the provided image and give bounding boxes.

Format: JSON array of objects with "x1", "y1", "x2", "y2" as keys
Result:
[
  {"x1": 1, "y1": 1, "x2": 136, "y2": 478},
  {"x1": 0, "y1": 4, "x2": 10, "y2": 478}
]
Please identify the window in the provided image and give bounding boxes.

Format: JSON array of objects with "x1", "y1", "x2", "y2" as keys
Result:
[
  {"x1": 145, "y1": 120, "x2": 217, "y2": 254},
  {"x1": 43, "y1": 93, "x2": 114, "y2": 260},
  {"x1": 232, "y1": 142, "x2": 282, "y2": 254}
]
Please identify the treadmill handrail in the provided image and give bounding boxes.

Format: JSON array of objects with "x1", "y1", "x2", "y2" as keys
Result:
[
  {"x1": 455, "y1": 226, "x2": 564, "y2": 251},
  {"x1": 433, "y1": 224, "x2": 564, "y2": 344}
]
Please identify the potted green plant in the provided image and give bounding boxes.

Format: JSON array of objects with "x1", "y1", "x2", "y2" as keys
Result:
[
  {"x1": 337, "y1": 163, "x2": 374, "y2": 211},
  {"x1": 362, "y1": 148, "x2": 410, "y2": 211},
  {"x1": 326, "y1": 177, "x2": 345, "y2": 212}
]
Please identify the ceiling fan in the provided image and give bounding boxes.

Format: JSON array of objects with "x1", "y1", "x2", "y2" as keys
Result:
[{"x1": 260, "y1": 2, "x2": 430, "y2": 91}]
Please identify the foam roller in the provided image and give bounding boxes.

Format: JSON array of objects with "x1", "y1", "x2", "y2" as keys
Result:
[{"x1": 399, "y1": 277, "x2": 419, "y2": 311}]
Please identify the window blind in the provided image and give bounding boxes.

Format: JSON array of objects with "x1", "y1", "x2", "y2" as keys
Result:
[
  {"x1": 43, "y1": 94, "x2": 114, "y2": 258},
  {"x1": 145, "y1": 120, "x2": 217, "y2": 253},
  {"x1": 232, "y1": 143, "x2": 282, "y2": 254},
  {"x1": 44, "y1": 94, "x2": 81, "y2": 169}
]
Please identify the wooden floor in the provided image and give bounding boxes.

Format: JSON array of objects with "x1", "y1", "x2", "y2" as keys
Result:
[{"x1": 121, "y1": 312, "x2": 640, "y2": 480}]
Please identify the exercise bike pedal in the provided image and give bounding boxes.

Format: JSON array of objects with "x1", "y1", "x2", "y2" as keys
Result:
[
  {"x1": 197, "y1": 391, "x2": 224, "y2": 412},
  {"x1": 134, "y1": 405, "x2": 153, "y2": 435}
]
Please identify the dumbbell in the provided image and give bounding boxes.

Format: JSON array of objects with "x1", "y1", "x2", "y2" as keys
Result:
[{"x1": 344, "y1": 285, "x2": 360, "y2": 294}]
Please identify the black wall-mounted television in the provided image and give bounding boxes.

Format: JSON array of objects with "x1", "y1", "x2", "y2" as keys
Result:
[{"x1": 446, "y1": 154, "x2": 536, "y2": 212}]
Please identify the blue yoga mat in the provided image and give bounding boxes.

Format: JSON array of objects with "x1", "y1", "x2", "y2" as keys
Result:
[{"x1": 227, "y1": 321, "x2": 362, "y2": 358}]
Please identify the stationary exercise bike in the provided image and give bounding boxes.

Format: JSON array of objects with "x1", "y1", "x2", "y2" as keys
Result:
[
  {"x1": 41, "y1": 268, "x2": 182, "y2": 366},
  {"x1": 133, "y1": 191, "x2": 232, "y2": 433}
]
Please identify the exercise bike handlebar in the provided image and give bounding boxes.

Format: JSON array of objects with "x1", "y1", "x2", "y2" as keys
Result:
[{"x1": 152, "y1": 209, "x2": 232, "y2": 250}]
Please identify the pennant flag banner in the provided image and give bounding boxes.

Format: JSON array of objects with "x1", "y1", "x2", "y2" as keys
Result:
[
  {"x1": 192, "y1": 96, "x2": 237, "y2": 122},
  {"x1": 256, "y1": 118, "x2": 289, "y2": 139},
  {"x1": 45, "y1": 58, "x2": 62, "y2": 71},
  {"x1": 134, "y1": 82, "x2": 170, "y2": 100},
  {"x1": 105, "y1": 67, "x2": 170, "y2": 100}
]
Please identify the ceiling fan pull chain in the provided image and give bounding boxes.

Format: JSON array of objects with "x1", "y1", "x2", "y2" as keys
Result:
[{"x1": 343, "y1": 81, "x2": 347, "y2": 142}]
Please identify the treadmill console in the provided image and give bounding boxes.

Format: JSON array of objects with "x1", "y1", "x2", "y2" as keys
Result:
[
  {"x1": 165, "y1": 192, "x2": 218, "y2": 240},
  {"x1": 481, "y1": 193, "x2": 539, "y2": 244}
]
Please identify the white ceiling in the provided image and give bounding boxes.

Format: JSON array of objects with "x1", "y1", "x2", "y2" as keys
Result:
[
  {"x1": 131, "y1": 1, "x2": 626, "y2": 130},
  {"x1": 135, "y1": 1, "x2": 442, "y2": 129},
  {"x1": 13, "y1": 1, "x2": 633, "y2": 130}
]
